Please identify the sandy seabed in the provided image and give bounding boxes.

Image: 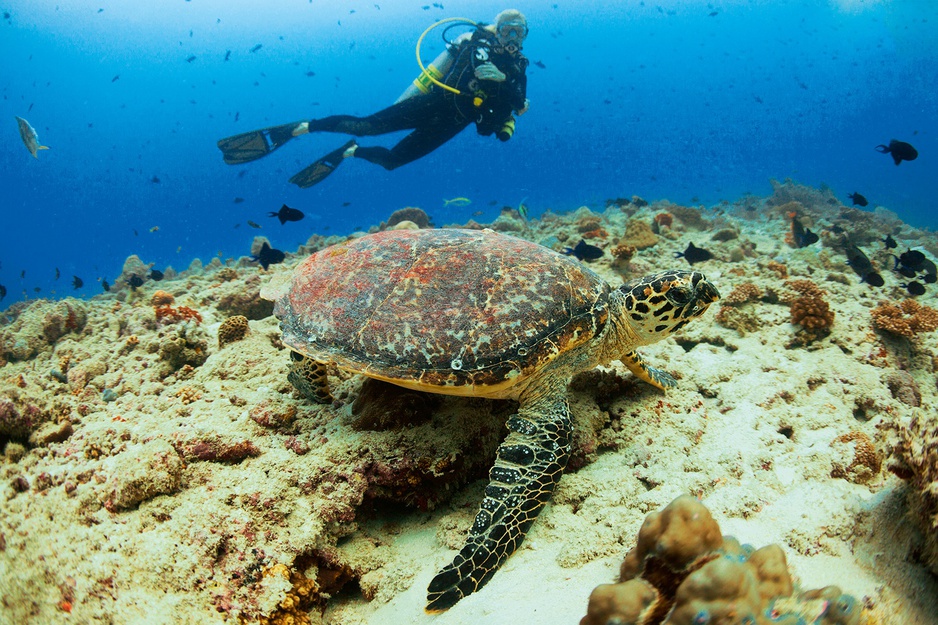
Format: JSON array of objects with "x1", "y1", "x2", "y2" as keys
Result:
[{"x1": 1, "y1": 180, "x2": 937, "y2": 625}]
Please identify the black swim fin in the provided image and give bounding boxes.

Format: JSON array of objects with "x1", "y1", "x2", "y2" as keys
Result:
[
  {"x1": 217, "y1": 120, "x2": 307, "y2": 165},
  {"x1": 288, "y1": 140, "x2": 356, "y2": 189}
]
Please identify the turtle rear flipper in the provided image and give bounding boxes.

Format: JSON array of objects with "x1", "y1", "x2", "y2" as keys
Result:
[{"x1": 426, "y1": 389, "x2": 571, "y2": 612}]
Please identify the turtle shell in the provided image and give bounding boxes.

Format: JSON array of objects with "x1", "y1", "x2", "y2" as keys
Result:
[{"x1": 275, "y1": 229, "x2": 610, "y2": 397}]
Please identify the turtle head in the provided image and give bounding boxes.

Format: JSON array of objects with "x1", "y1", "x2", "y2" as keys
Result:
[{"x1": 616, "y1": 270, "x2": 720, "y2": 345}]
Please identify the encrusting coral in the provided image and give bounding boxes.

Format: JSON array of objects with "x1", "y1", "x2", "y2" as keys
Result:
[
  {"x1": 580, "y1": 495, "x2": 865, "y2": 625},
  {"x1": 870, "y1": 299, "x2": 938, "y2": 339}
]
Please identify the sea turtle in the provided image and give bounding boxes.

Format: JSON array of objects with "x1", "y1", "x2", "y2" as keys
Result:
[{"x1": 268, "y1": 228, "x2": 719, "y2": 611}]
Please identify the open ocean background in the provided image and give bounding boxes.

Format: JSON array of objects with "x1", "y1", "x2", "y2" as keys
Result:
[{"x1": 1, "y1": 0, "x2": 935, "y2": 304}]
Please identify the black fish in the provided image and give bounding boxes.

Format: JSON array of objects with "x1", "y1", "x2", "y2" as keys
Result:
[
  {"x1": 847, "y1": 192, "x2": 868, "y2": 207},
  {"x1": 127, "y1": 275, "x2": 144, "y2": 290},
  {"x1": 102, "y1": 279, "x2": 110, "y2": 292},
  {"x1": 55, "y1": 267, "x2": 60, "y2": 280},
  {"x1": 224, "y1": 50, "x2": 231, "y2": 61},
  {"x1": 233, "y1": 197, "x2": 245, "y2": 203},
  {"x1": 250, "y1": 44, "x2": 262, "y2": 53},
  {"x1": 253, "y1": 242, "x2": 285, "y2": 270},
  {"x1": 151, "y1": 175, "x2": 161, "y2": 183},
  {"x1": 72, "y1": 275, "x2": 83, "y2": 289},
  {"x1": 150, "y1": 269, "x2": 164, "y2": 281},
  {"x1": 534, "y1": 60, "x2": 546, "y2": 69},
  {"x1": 903, "y1": 281, "x2": 926, "y2": 296},
  {"x1": 790, "y1": 216, "x2": 819, "y2": 248},
  {"x1": 845, "y1": 244, "x2": 883, "y2": 286},
  {"x1": 111, "y1": 74, "x2": 120, "y2": 83},
  {"x1": 923, "y1": 273, "x2": 937, "y2": 284},
  {"x1": 186, "y1": 55, "x2": 197, "y2": 63},
  {"x1": 563, "y1": 240, "x2": 603, "y2": 262},
  {"x1": 895, "y1": 249, "x2": 926, "y2": 273},
  {"x1": 674, "y1": 242, "x2": 713, "y2": 265},
  {"x1": 875, "y1": 139, "x2": 918, "y2": 165},
  {"x1": 882, "y1": 235, "x2": 897, "y2": 249},
  {"x1": 0, "y1": 284, "x2": 6, "y2": 301},
  {"x1": 269, "y1": 204, "x2": 305, "y2": 224},
  {"x1": 247, "y1": 220, "x2": 262, "y2": 229}
]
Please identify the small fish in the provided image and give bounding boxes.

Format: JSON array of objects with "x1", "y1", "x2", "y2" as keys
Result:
[
  {"x1": 675, "y1": 242, "x2": 713, "y2": 265},
  {"x1": 150, "y1": 175, "x2": 160, "y2": 184},
  {"x1": 875, "y1": 139, "x2": 918, "y2": 166},
  {"x1": 708, "y1": 11, "x2": 719, "y2": 16},
  {"x1": 895, "y1": 249, "x2": 926, "y2": 273},
  {"x1": 882, "y1": 235, "x2": 897, "y2": 249},
  {"x1": 233, "y1": 197, "x2": 245, "y2": 203},
  {"x1": 845, "y1": 244, "x2": 883, "y2": 286},
  {"x1": 790, "y1": 215, "x2": 819, "y2": 248},
  {"x1": 518, "y1": 198, "x2": 529, "y2": 220},
  {"x1": 186, "y1": 55, "x2": 197, "y2": 63},
  {"x1": 247, "y1": 220, "x2": 262, "y2": 229},
  {"x1": 269, "y1": 204, "x2": 305, "y2": 224},
  {"x1": 443, "y1": 197, "x2": 472, "y2": 207},
  {"x1": 305, "y1": 71, "x2": 316, "y2": 77},
  {"x1": 0, "y1": 284, "x2": 6, "y2": 301},
  {"x1": 72, "y1": 275, "x2": 83, "y2": 289},
  {"x1": 102, "y1": 279, "x2": 110, "y2": 292},
  {"x1": 250, "y1": 44, "x2": 263, "y2": 53},
  {"x1": 903, "y1": 281, "x2": 926, "y2": 296},
  {"x1": 923, "y1": 273, "x2": 937, "y2": 285},
  {"x1": 14, "y1": 116, "x2": 50, "y2": 158},
  {"x1": 534, "y1": 60, "x2": 546, "y2": 69},
  {"x1": 253, "y1": 242, "x2": 285, "y2": 270},
  {"x1": 847, "y1": 192, "x2": 868, "y2": 207},
  {"x1": 563, "y1": 240, "x2": 604, "y2": 262},
  {"x1": 111, "y1": 74, "x2": 120, "y2": 83},
  {"x1": 133, "y1": 229, "x2": 139, "y2": 236},
  {"x1": 55, "y1": 267, "x2": 60, "y2": 280},
  {"x1": 224, "y1": 50, "x2": 231, "y2": 61},
  {"x1": 234, "y1": 111, "x2": 239, "y2": 122},
  {"x1": 149, "y1": 226, "x2": 159, "y2": 233},
  {"x1": 150, "y1": 269, "x2": 164, "y2": 281},
  {"x1": 127, "y1": 275, "x2": 144, "y2": 290}
]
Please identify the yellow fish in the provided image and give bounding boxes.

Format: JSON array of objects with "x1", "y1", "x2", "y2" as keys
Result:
[
  {"x1": 149, "y1": 226, "x2": 160, "y2": 233},
  {"x1": 15, "y1": 116, "x2": 50, "y2": 158},
  {"x1": 443, "y1": 197, "x2": 472, "y2": 207}
]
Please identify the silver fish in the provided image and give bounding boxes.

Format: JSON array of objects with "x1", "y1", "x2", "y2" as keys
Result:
[{"x1": 15, "y1": 116, "x2": 49, "y2": 158}]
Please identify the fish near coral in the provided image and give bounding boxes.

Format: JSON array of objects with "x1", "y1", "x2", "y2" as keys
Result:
[
  {"x1": 844, "y1": 244, "x2": 884, "y2": 287},
  {"x1": 790, "y1": 215, "x2": 818, "y2": 248},
  {"x1": 268, "y1": 228, "x2": 721, "y2": 611},
  {"x1": 847, "y1": 192, "x2": 868, "y2": 207},
  {"x1": 564, "y1": 239, "x2": 604, "y2": 262},
  {"x1": 269, "y1": 204, "x2": 305, "y2": 224},
  {"x1": 674, "y1": 242, "x2": 713, "y2": 265}
]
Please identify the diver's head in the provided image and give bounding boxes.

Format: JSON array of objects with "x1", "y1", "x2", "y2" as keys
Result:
[{"x1": 494, "y1": 9, "x2": 527, "y2": 51}]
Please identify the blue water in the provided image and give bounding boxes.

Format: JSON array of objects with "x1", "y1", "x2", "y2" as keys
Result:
[{"x1": 2, "y1": 0, "x2": 935, "y2": 304}]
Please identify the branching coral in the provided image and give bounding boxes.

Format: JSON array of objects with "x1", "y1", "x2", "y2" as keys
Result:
[
  {"x1": 870, "y1": 299, "x2": 938, "y2": 338},
  {"x1": 786, "y1": 279, "x2": 834, "y2": 339},
  {"x1": 721, "y1": 282, "x2": 762, "y2": 306},
  {"x1": 580, "y1": 495, "x2": 865, "y2": 625}
]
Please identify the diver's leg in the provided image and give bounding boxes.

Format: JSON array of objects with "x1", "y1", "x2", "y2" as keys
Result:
[
  {"x1": 352, "y1": 119, "x2": 468, "y2": 170},
  {"x1": 308, "y1": 96, "x2": 432, "y2": 136}
]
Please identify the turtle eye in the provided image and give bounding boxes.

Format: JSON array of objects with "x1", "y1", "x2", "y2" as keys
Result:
[{"x1": 667, "y1": 286, "x2": 693, "y2": 306}]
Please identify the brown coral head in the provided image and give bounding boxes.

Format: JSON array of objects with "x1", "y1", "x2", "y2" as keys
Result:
[
  {"x1": 150, "y1": 290, "x2": 175, "y2": 306},
  {"x1": 653, "y1": 212, "x2": 674, "y2": 228},
  {"x1": 871, "y1": 299, "x2": 938, "y2": 338},
  {"x1": 385, "y1": 207, "x2": 430, "y2": 229},
  {"x1": 217, "y1": 315, "x2": 249, "y2": 348}
]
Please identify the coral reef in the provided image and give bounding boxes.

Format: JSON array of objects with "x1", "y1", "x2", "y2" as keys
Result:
[
  {"x1": 887, "y1": 411, "x2": 938, "y2": 575},
  {"x1": 382, "y1": 206, "x2": 431, "y2": 230},
  {"x1": 870, "y1": 299, "x2": 938, "y2": 338},
  {"x1": 830, "y1": 431, "x2": 882, "y2": 484},
  {"x1": 155, "y1": 304, "x2": 203, "y2": 325},
  {"x1": 157, "y1": 320, "x2": 209, "y2": 376},
  {"x1": 218, "y1": 315, "x2": 250, "y2": 348},
  {"x1": 0, "y1": 299, "x2": 87, "y2": 361},
  {"x1": 715, "y1": 283, "x2": 763, "y2": 336},
  {"x1": 580, "y1": 495, "x2": 864, "y2": 625},
  {"x1": 150, "y1": 290, "x2": 175, "y2": 306},
  {"x1": 620, "y1": 219, "x2": 658, "y2": 250}
]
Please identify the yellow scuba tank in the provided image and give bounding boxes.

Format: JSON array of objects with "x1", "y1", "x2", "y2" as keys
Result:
[{"x1": 412, "y1": 63, "x2": 443, "y2": 95}]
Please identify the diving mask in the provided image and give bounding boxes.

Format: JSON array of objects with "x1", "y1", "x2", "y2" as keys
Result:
[{"x1": 497, "y1": 20, "x2": 527, "y2": 47}]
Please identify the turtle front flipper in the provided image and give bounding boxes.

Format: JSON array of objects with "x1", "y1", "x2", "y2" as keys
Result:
[
  {"x1": 426, "y1": 389, "x2": 571, "y2": 612},
  {"x1": 620, "y1": 350, "x2": 677, "y2": 390},
  {"x1": 287, "y1": 351, "x2": 333, "y2": 404}
]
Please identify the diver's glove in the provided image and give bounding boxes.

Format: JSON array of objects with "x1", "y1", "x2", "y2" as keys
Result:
[
  {"x1": 516, "y1": 98, "x2": 530, "y2": 116},
  {"x1": 474, "y1": 62, "x2": 506, "y2": 82},
  {"x1": 292, "y1": 122, "x2": 310, "y2": 136}
]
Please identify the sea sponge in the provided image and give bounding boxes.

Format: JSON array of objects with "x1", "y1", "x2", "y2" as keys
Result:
[
  {"x1": 830, "y1": 430, "x2": 882, "y2": 484},
  {"x1": 384, "y1": 207, "x2": 431, "y2": 230},
  {"x1": 887, "y1": 410, "x2": 938, "y2": 575},
  {"x1": 870, "y1": 299, "x2": 938, "y2": 338},
  {"x1": 580, "y1": 495, "x2": 865, "y2": 625},
  {"x1": 218, "y1": 315, "x2": 249, "y2": 348}
]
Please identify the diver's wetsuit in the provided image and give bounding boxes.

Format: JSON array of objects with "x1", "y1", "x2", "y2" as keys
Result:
[{"x1": 308, "y1": 28, "x2": 528, "y2": 170}]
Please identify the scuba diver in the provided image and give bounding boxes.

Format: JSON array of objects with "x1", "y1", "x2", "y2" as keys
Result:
[{"x1": 217, "y1": 10, "x2": 530, "y2": 188}]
